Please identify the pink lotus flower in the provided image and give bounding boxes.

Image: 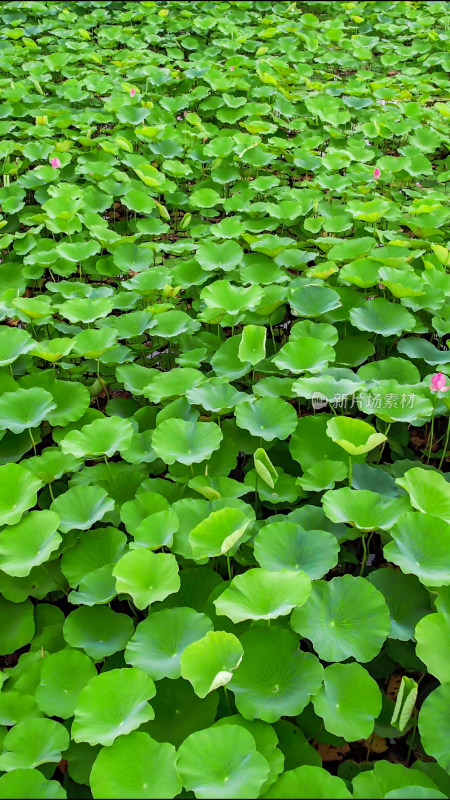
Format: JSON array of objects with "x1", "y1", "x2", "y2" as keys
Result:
[
  {"x1": 431, "y1": 373, "x2": 450, "y2": 393},
  {"x1": 230, "y1": 66, "x2": 235, "y2": 72},
  {"x1": 130, "y1": 88, "x2": 136, "y2": 97},
  {"x1": 50, "y1": 157, "x2": 61, "y2": 169},
  {"x1": 373, "y1": 168, "x2": 381, "y2": 180}
]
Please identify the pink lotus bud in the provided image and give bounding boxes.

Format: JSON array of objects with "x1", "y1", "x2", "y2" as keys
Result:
[
  {"x1": 50, "y1": 157, "x2": 61, "y2": 169},
  {"x1": 130, "y1": 88, "x2": 136, "y2": 98},
  {"x1": 230, "y1": 66, "x2": 235, "y2": 72},
  {"x1": 431, "y1": 373, "x2": 449, "y2": 392},
  {"x1": 373, "y1": 168, "x2": 381, "y2": 180}
]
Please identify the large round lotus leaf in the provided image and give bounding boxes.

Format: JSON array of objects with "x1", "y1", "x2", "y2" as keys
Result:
[
  {"x1": 289, "y1": 285, "x2": 341, "y2": 317},
  {"x1": 0, "y1": 718, "x2": 69, "y2": 771},
  {"x1": 72, "y1": 328, "x2": 117, "y2": 359},
  {"x1": 144, "y1": 677, "x2": 219, "y2": 748},
  {"x1": 180, "y1": 630, "x2": 243, "y2": 698},
  {"x1": 326, "y1": 416, "x2": 386, "y2": 456},
  {"x1": 273, "y1": 338, "x2": 335, "y2": 374},
  {"x1": 152, "y1": 419, "x2": 223, "y2": 465},
  {"x1": 214, "y1": 568, "x2": 311, "y2": 623},
  {"x1": 144, "y1": 368, "x2": 204, "y2": 402},
  {"x1": 229, "y1": 627, "x2": 323, "y2": 723},
  {"x1": 352, "y1": 760, "x2": 443, "y2": 799},
  {"x1": 120, "y1": 493, "x2": 169, "y2": 535},
  {"x1": 385, "y1": 791, "x2": 447, "y2": 800},
  {"x1": 235, "y1": 397, "x2": 297, "y2": 441},
  {"x1": 415, "y1": 613, "x2": 450, "y2": 684},
  {"x1": 61, "y1": 416, "x2": 134, "y2": 458},
  {"x1": 213, "y1": 715, "x2": 283, "y2": 792},
  {"x1": 0, "y1": 327, "x2": 34, "y2": 366},
  {"x1": 262, "y1": 765, "x2": 351, "y2": 799},
  {"x1": 44, "y1": 380, "x2": 90, "y2": 428},
  {"x1": 50, "y1": 485, "x2": 114, "y2": 533},
  {"x1": 384, "y1": 512, "x2": 450, "y2": 586},
  {"x1": 368, "y1": 568, "x2": 431, "y2": 640},
  {"x1": 322, "y1": 488, "x2": 409, "y2": 531},
  {"x1": 312, "y1": 662, "x2": 382, "y2": 741},
  {"x1": 290, "y1": 414, "x2": 354, "y2": 470},
  {"x1": 125, "y1": 607, "x2": 212, "y2": 680},
  {"x1": 0, "y1": 388, "x2": 55, "y2": 433},
  {"x1": 197, "y1": 240, "x2": 244, "y2": 272},
  {"x1": 0, "y1": 510, "x2": 60, "y2": 577},
  {"x1": 0, "y1": 769, "x2": 66, "y2": 799},
  {"x1": 190, "y1": 188, "x2": 222, "y2": 208},
  {"x1": 254, "y1": 521, "x2": 339, "y2": 580},
  {"x1": 189, "y1": 507, "x2": 251, "y2": 560},
  {"x1": 396, "y1": 467, "x2": 450, "y2": 522},
  {"x1": 61, "y1": 527, "x2": 126, "y2": 586},
  {"x1": 291, "y1": 575, "x2": 390, "y2": 662},
  {"x1": 63, "y1": 605, "x2": 133, "y2": 661},
  {"x1": 187, "y1": 378, "x2": 248, "y2": 414},
  {"x1": 297, "y1": 460, "x2": 348, "y2": 493},
  {"x1": 0, "y1": 597, "x2": 35, "y2": 655},
  {"x1": 113, "y1": 549, "x2": 180, "y2": 610},
  {"x1": 177, "y1": 724, "x2": 270, "y2": 799},
  {"x1": 36, "y1": 648, "x2": 97, "y2": 718},
  {"x1": 90, "y1": 731, "x2": 181, "y2": 800},
  {"x1": 72, "y1": 668, "x2": 156, "y2": 747},
  {"x1": 238, "y1": 325, "x2": 266, "y2": 366},
  {"x1": 419, "y1": 684, "x2": 450, "y2": 772},
  {"x1": 350, "y1": 298, "x2": 415, "y2": 336},
  {"x1": 59, "y1": 297, "x2": 113, "y2": 324}
]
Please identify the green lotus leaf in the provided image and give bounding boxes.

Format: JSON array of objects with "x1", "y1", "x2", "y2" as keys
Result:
[
  {"x1": 289, "y1": 285, "x2": 341, "y2": 317},
  {"x1": 143, "y1": 676, "x2": 218, "y2": 748},
  {"x1": 254, "y1": 448, "x2": 279, "y2": 489},
  {"x1": 415, "y1": 613, "x2": 450, "y2": 684},
  {"x1": 290, "y1": 414, "x2": 354, "y2": 470},
  {"x1": 214, "y1": 715, "x2": 284, "y2": 792},
  {"x1": 152, "y1": 419, "x2": 223, "y2": 465},
  {"x1": 72, "y1": 668, "x2": 156, "y2": 747},
  {"x1": 385, "y1": 791, "x2": 447, "y2": 800},
  {"x1": 368, "y1": 568, "x2": 431, "y2": 640},
  {"x1": 326, "y1": 416, "x2": 387, "y2": 456},
  {"x1": 262, "y1": 765, "x2": 352, "y2": 799},
  {"x1": 190, "y1": 188, "x2": 222, "y2": 208},
  {"x1": 0, "y1": 388, "x2": 55, "y2": 433},
  {"x1": 189, "y1": 507, "x2": 252, "y2": 560},
  {"x1": 0, "y1": 718, "x2": 69, "y2": 771},
  {"x1": 59, "y1": 297, "x2": 113, "y2": 324},
  {"x1": 419, "y1": 684, "x2": 450, "y2": 772},
  {"x1": 385, "y1": 512, "x2": 450, "y2": 586},
  {"x1": 312, "y1": 662, "x2": 382, "y2": 741},
  {"x1": 72, "y1": 328, "x2": 117, "y2": 358},
  {"x1": 396, "y1": 467, "x2": 450, "y2": 522},
  {"x1": 63, "y1": 605, "x2": 133, "y2": 660},
  {"x1": 297, "y1": 460, "x2": 348, "y2": 492},
  {"x1": 125, "y1": 607, "x2": 212, "y2": 680},
  {"x1": 229, "y1": 627, "x2": 323, "y2": 723},
  {"x1": 90, "y1": 732, "x2": 181, "y2": 800},
  {"x1": 0, "y1": 769, "x2": 66, "y2": 799},
  {"x1": 235, "y1": 396, "x2": 297, "y2": 441},
  {"x1": 291, "y1": 575, "x2": 390, "y2": 662},
  {"x1": 50, "y1": 485, "x2": 115, "y2": 532},
  {"x1": 61, "y1": 416, "x2": 134, "y2": 459},
  {"x1": 273, "y1": 337, "x2": 335, "y2": 374},
  {"x1": 352, "y1": 760, "x2": 443, "y2": 799},
  {"x1": 177, "y1": 724, "x2": 270, "y2": 799},
  {"x1": 113, "y1": 549, "x2": 180, "y2": 609},
  {"x1": 0, "y1": 509, "x2": 61, "y2": 576},
  {"x1": 143, "y1": 367, "x2": 204, "y2": 402},
  {"x1": 201, "y1": 280, "x2": 264, "y2": 317},
  {"x1": 238, "y1": 325, "x2": 266, "y2": 365},
  {"x1": 36, "y1": 649, "x2": 97, "y2": 718},
  {"x1": 186, "y1": 378, "x2": 248, "y2": 414},
  {"x1": 0, "y1": 327, "x2": 34, "y2": 366},
  {"x1": 254, "y1": 521, "x2": 339, "y2": 580},
  {"x1": 31, "y1": 337, "x2": 73, "y2": 363},
  {"x1": 322, "y1": 488, "x2": 410, "y2": 531},
  {"x1": 214, "y1": 568, "x2": 311, "y2": 623},
  {"x1": 0, "y1": 597, "x2": 35, "y2": 655},
  {"x1": 197, "y1": 240, "x2": 244, "y2": 272},
  {"x1": 350, "y1": 298, "x2": 416, "y2": 336},
  {"x1": 180, "y1": 630, "x2": 244, "y2": 697},
  {"x1": 61, "y1": 526, "x2": 126, "y2": 586}
]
